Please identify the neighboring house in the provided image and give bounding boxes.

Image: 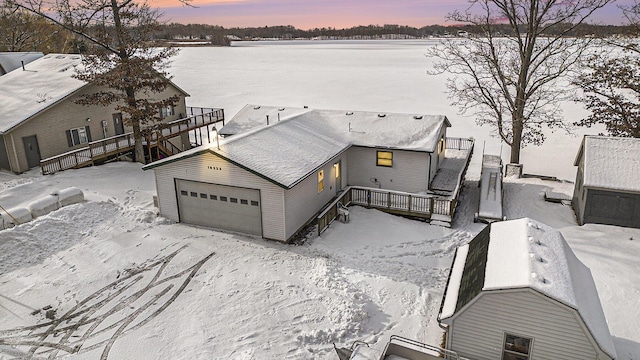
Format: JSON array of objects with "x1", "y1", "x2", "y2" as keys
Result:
[
  {"x1": 0, "y1": 52, "x2": 43, "y2": 75},
  {"x1": 573, "y1": 136, "x2": 640, "y2": 229},
  {"x1": 0, "y1": 54, "x2": 190, "y2": 173},
  {"x1": 438, "y1": 218, "x2": 616, "y2": 360},
  {"x1": 144, "y1": 105, "x2": 458, "y2": 242}
]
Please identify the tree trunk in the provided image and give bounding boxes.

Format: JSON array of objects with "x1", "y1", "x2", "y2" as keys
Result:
[{"x1": 510, "y1": 118, "x2": 523, "y2": 164}]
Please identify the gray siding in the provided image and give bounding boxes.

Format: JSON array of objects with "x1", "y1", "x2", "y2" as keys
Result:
[
  {"x1": 5, "y1": 82, "x2": 187, "y2": 172},
  {"x1": 346, "y1": 146, "x2": 430, "y2": 193},
  {"x1": 152, "y1": 152, "x2": 286, "y2": 241},
  {"x1": 284, "y1": 155, "x2": 345, "y2": 239},
  {"x1": 448, "y1": 290, "x2": 610, "y2": 360},
  {"x1": 0, "y1": 135, "x2": 9, "y2": 170}
]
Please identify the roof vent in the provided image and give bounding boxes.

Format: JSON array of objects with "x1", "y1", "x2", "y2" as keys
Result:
[
  {"x1": 278, "y1": 107, "x2": 285, "y2": 111},
  {"x1": 55, "y1": 55, "x2": 65, "y2": 59},
  {"x1": 253, "y1": 106, "x2": 261, "y2": 110},
  {"x1": 413, "y1": 115, "x2": 423, "y2": 120},
  {"x1": 377, "y1": 113, "x2": 386, "y2": 118},
  {"x1": 346, "y1": 112, "x2": 354, "y2": 116}
]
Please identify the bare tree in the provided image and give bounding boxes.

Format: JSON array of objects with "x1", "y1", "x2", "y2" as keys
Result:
[
  {"x1": 429, "y1": 0, "x2": 613, "y2": 164},
  {"x1": 0, "y1": 2, "x2": 72, "y2": 52},
  {"x1": 9, "y1": 0, "x2": 185, "y2": 163},
  {"x1": 573, "y1": 1, "x2": 640, "y2": 138}
]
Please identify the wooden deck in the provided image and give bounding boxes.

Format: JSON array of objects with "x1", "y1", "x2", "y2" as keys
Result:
[
  {"x1": 317, "y1": 137, "x2": 474, "y2": 234},
  {"x1": 40, "y1": 107, "x2": 224, "y2": 175}
]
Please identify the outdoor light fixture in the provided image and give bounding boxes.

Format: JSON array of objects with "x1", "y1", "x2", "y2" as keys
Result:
[{"x1": 86, "y1": 118, "x2": 91, "y2": 122}]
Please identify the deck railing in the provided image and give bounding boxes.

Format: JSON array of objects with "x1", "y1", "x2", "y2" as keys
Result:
[
  {"x1": 317, "y1": 186, "x2": 457, "y2": 236},
  {"x1": 40, "y1": 107, "x2": 224, "y2": 174},
  {"x1": 446, "y1": 136, "x2": 474, "y2": 151},
  {"x1": 40, "y1": 133, "x2": 135, "y2": 175}
]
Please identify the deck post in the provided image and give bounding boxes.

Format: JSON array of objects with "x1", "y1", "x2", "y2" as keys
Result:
[
  {"x1": 408, "y1": 195, "x2": 412, "y2": 214},
  {"x1": 367, "y1": 190, "x2": 371, "y2": 207},
  {"x1": 387, "y1": 192, "x2": 391, "y2": 209},
  {"x1": 429, "y1": 198, "x2": 434, "y2": 215}
]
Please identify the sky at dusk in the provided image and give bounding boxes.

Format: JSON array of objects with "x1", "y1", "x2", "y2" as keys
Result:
[{"x1": 156, "y1": 0, "x2": 636, "y2": 29}]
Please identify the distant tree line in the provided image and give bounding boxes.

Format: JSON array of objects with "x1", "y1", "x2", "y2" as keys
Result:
[{"x1": 149, "y1": 22, "x2": 639, "y2": 46}]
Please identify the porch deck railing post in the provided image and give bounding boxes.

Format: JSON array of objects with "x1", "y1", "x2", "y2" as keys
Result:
[
  {"x1": 387, "y1": 192, "x2": 391, "y2": 209},
  {"x1": 367, "y1": 190, "x2": 371, "y2": 207},
  {"x1": 408, "y1": 195, "x2": 412, "y2": 214}
]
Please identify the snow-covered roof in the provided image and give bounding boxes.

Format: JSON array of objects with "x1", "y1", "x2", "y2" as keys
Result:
[
  {"x1": 145, "y1": 105, "x2": 450, "y2": 188},
  {"x1": 221, "y1": 105, "x2": 450, "y2": 152},
  {"x1": 440, "y1": 218, "x2": 616, "y2": 359},
  {"x1": 0, "y1": 52, "x2": 44, "y2": 75},
  {"x1": 0, "y1": 54, "x2": 86, "y2": 134},
  {"x1": 575, "y1": 136, "x2": 640, "y2": 193}
]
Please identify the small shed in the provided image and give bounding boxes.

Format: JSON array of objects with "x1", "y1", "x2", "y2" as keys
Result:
[
  {"x1": 573, "y1": 136, "x2": 640, "y2": 228},
  {"x1": 439, "y1": 218, "x2": 616, "y2": 360}
]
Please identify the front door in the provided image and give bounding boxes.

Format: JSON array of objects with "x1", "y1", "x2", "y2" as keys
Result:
[
  {"x1": 22, "y1": 135, "x2": 41, "y2": 169},
  {"x1": 113, "y1": 113, "x2": 124, "y2": 135},
  {"x1": 334, "y1": 161, "x2": 342, "y2": 193}
]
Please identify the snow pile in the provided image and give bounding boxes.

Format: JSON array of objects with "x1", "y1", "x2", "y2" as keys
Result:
[
  {"x1": 0, "y1": 207, "x2": 32, "y2": 229},
  {"x1": 27, "y1": 194, "x2": 60, "y2": 218},
  {"x1": 1, "y1": 187, "x2": 84, "y2": 229}
]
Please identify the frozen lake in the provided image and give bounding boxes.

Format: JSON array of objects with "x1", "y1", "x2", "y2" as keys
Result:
[{"x1": 169, "y1": 40, "x2": 599, "y2": 181}]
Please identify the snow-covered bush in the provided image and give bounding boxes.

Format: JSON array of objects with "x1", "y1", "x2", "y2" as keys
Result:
[
  {"x1": 1, "y1": 207, "x2": 32, "y2": 229},
  {"x1": 27, "y1": 195, "x2": 60, "y2": 218}
]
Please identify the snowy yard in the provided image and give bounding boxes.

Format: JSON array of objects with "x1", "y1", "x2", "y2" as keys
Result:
[{"x1": 0, "y1": 163, "x2": 638, "y2": 359}]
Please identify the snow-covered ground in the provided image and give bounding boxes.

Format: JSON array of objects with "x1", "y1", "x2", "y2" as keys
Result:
[
  {"x1": 1, "y1": 41, "x2": 638, "y2": 359},
  {"x1": 1, "y1": 163, "x2": 638, "y2": 359}
]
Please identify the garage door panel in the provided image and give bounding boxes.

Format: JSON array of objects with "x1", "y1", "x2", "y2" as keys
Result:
[{"x1": 176, "y1": 179, "x2": 262, "y2": 236}]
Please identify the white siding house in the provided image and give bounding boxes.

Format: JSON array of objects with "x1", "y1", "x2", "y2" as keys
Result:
[
  {"x1": 144, "y1": 105, "x2": 452, "y2": 242},
  {"x1": 438, "y1": 218, "x2": 616, "y2": 360}
]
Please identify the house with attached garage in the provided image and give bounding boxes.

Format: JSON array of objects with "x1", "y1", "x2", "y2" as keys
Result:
[
  {"x1": 573, "y1": 136, "x2": 640, "y2": 229},
  {"x1": 144, "y1": 105, "x2": 474, "y2": 242},
  {"x1": 438, "y1": 218, "x2": 616, "y2": 360},
  {"x1": 0, "y1": 53, "x2": 217, "y2": 174}
]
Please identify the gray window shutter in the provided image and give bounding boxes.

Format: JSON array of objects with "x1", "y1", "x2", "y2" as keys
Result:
[
  {"x1": 66, "y1": 130, "x2": 73, "y2": 147},
  {"x1": 85, "y1": 126, "x2": 92, "y2": 142}
]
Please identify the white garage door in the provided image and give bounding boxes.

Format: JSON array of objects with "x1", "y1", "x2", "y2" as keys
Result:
[{"x1": 176, "y1": 179, "x2": 262, "y2": 236}]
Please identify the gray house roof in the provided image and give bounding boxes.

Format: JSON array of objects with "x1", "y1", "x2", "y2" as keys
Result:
[
  {"x1": 439, "y1": 218, "x2": 617, "y2": 359},
  {"x1": 0, "y1": 54, "x2": 85, "y2": 134},
  {"x1": 0, "y1": 53, "x2": 190, "y2": 135},
  {"x1": 0, "y1": 52, "x2": 44, "y2": 75},
  {"x1": 574, "y1": 136, "x2": 640, "y2": 193},
  {"x1": 144, "y1": 105, "x2": 451, "y2": 188}
]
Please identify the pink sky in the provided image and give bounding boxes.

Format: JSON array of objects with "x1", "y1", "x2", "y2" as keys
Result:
[{"x1": 157, "y1": 0, "x2": 634, "y2": 29}]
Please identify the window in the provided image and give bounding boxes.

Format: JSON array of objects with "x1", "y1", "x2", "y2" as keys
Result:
[
  {"x1": 66, "y1": 126, "x2": 92, "y2": 147},
  {"x1": 377, "y1": 151, "x2": 393, "y2": 167},
  {"x1": 503, "y1": 334, "x2": 532, "y2": 360},
  {"x1": 200, "y1": 193, "x2": 207, "y2": 199},
  {"x1": 318, "y1": 170, "x2": 324, "y2": 193},
  {"x1": 230, "y1": 198, "x2": 238, "y2": 203},
  {"x1": 210, "y1": 195, "x2": 217, "y2": 200},
  {"x1": 160, "y1": 105, "x2": 175, "y2": 118},
  {"x1": 220, "y1": 196, "x2": 227, "y2": 202},
  {"x1": 190, "y1": 192, "x2": 197, "y2": 197},
  {"x1": 240, "y1": 199, "x2": 248, "y2": 205},
  {"x1": 251, "y1": 201, "x2": 259, "y2": 206},
  {"x1": 180, "y1": 190, "x2": 188, "y2": 196}
]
